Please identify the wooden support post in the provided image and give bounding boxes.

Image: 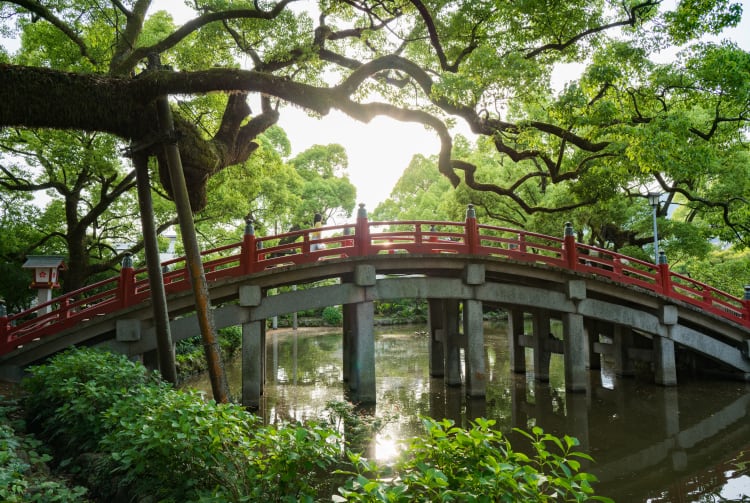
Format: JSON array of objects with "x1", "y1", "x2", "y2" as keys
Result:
[
  {"x1": 355, "y1": 203, "x2": 370, "y2": 257},
  {"x1": 118, "y1": 253, "x2": 135, "y2": 308},
  {"x1": 151, "y1": 54, "x2": 229, "y2": 403},
  {"x1": 465, "y1": 204, "x2": 479, "y2": 254},
  {"x1": 131, "y1": 152, "x2": 177, "y2": 384},
  {"x1": 564, "y1": 222, "x2": 578, "y2": 270}
]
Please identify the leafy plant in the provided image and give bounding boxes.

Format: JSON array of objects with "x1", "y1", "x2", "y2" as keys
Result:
[
  {"x1": 20, "y1": 347, "x2": 343, "y2": 502},
  {"x1": 176, "y1": 327, "x2": 244, "y2": 378},
  {"x1": 21, "y1": 348, "x2": 158, "y2": 455},
  {"x1": 322, "y1": 305, "x2": 343, "y2": 326},
  {"x1": 0, "y1": 399, "x2": 90, "y2": 502},
  {"x1": 335, "y1": 417, "x2": 613, "y2": 502}
]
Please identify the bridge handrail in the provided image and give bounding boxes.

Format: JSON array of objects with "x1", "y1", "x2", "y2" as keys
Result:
[{"x1": 3, "y1": 211, "x2": 749, "y2": 355}]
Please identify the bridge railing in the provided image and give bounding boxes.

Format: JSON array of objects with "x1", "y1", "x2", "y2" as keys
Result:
[{"x1": 2, "y1": 205, "x2": 749, "y2": 355}]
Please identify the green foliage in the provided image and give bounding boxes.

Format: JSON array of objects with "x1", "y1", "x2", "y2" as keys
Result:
[
  {"x1": 322, "y1": 305, "x2": 344, "y2": 326},
  {"x1": 21, "y1": 347, "x2": 343, "y2": 502},
  {"x1": 375, "y1": 299, "x2": 427, "y2": 323},
  {"x1": 176, "y1": 326, "x2": 244, "y2": 378},
  {"x1": 22, "y1": 348, "x2": 157, "y2": 456},
  {"x1": 335, "y1": 418, "x2": 612, "y2": 502},
  {"x1": 677, "y1": 247, "x2": 750, "y2": 295},
  {"x1": 0, "y1": 400, "x2": 90, "y2": 502}
]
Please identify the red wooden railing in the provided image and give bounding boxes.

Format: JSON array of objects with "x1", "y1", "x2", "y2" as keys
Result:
[{"x1": 2, "y1": 204, "x2": 749, "y2": 355}]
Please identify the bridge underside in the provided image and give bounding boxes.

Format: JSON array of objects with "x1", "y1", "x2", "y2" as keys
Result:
[{"x1": 2, "y1": 257, "x2": 749, "y2": 405}]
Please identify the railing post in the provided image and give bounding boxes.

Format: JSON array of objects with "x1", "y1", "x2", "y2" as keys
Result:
[
  {"x1": 355, "y1": 203, "x2": 370, "y2": 257},
  {"x1": 742, "y1": 286, "x2": 750, "y2": 328},
  {"x1": 241, "y1": 219, "x2": 256, "y2": 274},
  {"x1": 658, "y1": 251, "x2": 671, "y2": 295},
  {"x1": 60, "y1": 296, "x2": 71, "y2": 320},
  {"x1": 465, "y1": 204, "x2": 479, "y2": 254},
  {"x1": 564, "y1": 222, "x2": 577, "y2": 270},
  {"x1": 119, "y1": 253, "x2": 135, "y2": 308},
  {"x1": 613, "y1": 257, "x2": 624, "y2": 279}
]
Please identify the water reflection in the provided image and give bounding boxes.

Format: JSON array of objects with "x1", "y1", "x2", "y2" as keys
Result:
[{"x1": 182, "y1": 323, "x2": 750, "y2": 502}]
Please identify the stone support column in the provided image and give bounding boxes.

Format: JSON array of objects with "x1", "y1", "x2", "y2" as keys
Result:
[
  {"x1": 655, "y1": 305, "x2": 678, "y2": 386},
  {"x1": 463, "y1": 299, "x2": 486, "y2": 397},
  {"x1": 531, "y1": 310, "x2": 551, "y2": 382},
  {"x1": 613, "y1": 324, "x2": 635, "y2": 377},
  {"x1": 562, "y1": 312, "x2": 588, "y2": 392},
  {"x1": 428, "y1": 299, "x2": 445, "y2": 377},
  {"x1": 242, "y1": 319, "x2": 264, "y2": 409},
  {"x1": 563, "y1": 280, "x2": 588, "y2": 392},
  {"x1": 239, "y1": 285, "x2": 264, "y2": 408},
  {"x1": 350, "y1": 300, "x2": 376, "y2": 403},
  {"x1": 585, "y1": 319, "x2": 601, "y2": 370},
  {"x1": 444, "y1": 299, "x2": 462, "y2": 386},
  {"x1": 507, "y1": 308, "x2": 526, "y2": 374},
  {"x1": 342, "y1": 303, "x2": 355, "y2": 382}
]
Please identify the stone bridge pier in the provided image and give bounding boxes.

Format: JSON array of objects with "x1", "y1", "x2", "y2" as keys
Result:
[{"x1": 236, "y1": 263, "x2": 727, "y2": 408}]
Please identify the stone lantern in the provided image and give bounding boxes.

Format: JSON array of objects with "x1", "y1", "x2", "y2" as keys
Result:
[{"x1": 22, "y1": 255, "x2": 65, "y2": 314}]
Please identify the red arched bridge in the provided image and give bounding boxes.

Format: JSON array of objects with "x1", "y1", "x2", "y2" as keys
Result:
[{"x1": 2, "y1": 205, "x2": 749, "y2": 400}]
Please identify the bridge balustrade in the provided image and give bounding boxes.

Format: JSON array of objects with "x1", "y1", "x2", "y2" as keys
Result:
[{"x1": 2, "y1": 206, "x2": 749, "y2": 356}]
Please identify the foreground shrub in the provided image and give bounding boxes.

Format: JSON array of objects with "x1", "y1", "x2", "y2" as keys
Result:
[
  {"x1": 22, "y1": 348, "x2": 157, "y2": 455},
  {"x1": 22, "y1": 348, "x2": 342, "y2": 502},
  {"x1": 336, "y1": 417, "x2": 613, "y2": 502},
  {"x1": 0, "y1": 399, "x2": 89, "y2": 502},
  {"x1": 100, "y1": 385, "x2": 340, "y2": 501}
]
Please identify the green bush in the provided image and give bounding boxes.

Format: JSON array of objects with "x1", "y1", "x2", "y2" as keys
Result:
[
  {"x1": 100, "y1": 385, "x2": 342, "y2": 501},
  {"x1": 0, "y1": 400, "x2": 90, "y2": 502},
  {"x1": 335, "y1": 417, "x2": 613, "y2": 502},
  {"x1": 22, "y1": 348, "x2": 158, "y2": 455},
  {"x1": 21, "y1": 347, "x2": 342, "y2": 502},
  {"x1": 218, "y1": 325, "x2": 242, "y2": 357},
  {"x1": 176, "y1": 327, "x2": 244, "y2": 378},
  {"x1": 322, "y1": 305, "x2": 343, "y2": 326}
]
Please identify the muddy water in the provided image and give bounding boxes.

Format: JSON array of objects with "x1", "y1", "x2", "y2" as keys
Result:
[{"x1": 182, "y1": 323, "x2": 750, "y2": 502}]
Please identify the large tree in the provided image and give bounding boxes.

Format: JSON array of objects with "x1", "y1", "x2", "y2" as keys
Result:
[{"x1": 0, "y1": 0, "x2": 747, "y2": 243}]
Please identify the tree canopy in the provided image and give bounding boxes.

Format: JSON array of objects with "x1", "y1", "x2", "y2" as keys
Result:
[{"x1": 0, "y1": 0, "x2": 747, "y2": 244}]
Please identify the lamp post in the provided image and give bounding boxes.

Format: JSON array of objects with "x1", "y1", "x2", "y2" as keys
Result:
[{"x1": 648, "y1": 192, "x2": 660, "y2": 264}]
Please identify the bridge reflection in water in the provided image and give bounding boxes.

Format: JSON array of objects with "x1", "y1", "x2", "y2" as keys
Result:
[{"x1": 184, "y1": 323, "x2": 750, "y2": 503}]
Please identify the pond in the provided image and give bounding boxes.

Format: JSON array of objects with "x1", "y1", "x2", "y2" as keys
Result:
[{"x1": 182, "y1": 322, "x2": 750, "y2": 502}]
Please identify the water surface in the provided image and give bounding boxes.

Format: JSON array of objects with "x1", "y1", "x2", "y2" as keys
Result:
[{"x1": 183, "y1": 323, "x2": 750, "y2": 502}]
